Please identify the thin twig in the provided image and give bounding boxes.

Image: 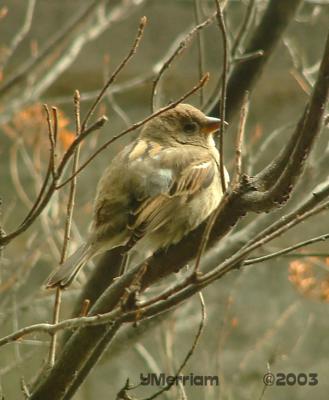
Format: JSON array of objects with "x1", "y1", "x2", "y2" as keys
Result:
[
  {"x1": 45, "y1": 73, "x2": 154, "y2": 105},
  {"x1": 243, "y1": 181, "x2": 329, "y2": 252},
  {"x1": 244, "y1": 231, "x2": 329, "y2": 265},
  {"x1": 48, "y1": 288, "x2": 61, "y2": 368},
  {"x1": 203, "y1": 49, "x2": 262, "y2": 115},
  {"x1": 52, "y1": 107, "x2": 58, "y2": 144},
  {"x1": 201, "y1": 200, "x2": 329, "y2": 285},
  {"x1": 151, "y1": 13, "x2": 216, "y2": 112},
  {"x1": 193, "y1": 0, "x2": 206, "y2": 107},
  {"x1": 43, "y1": 105, "x2": 57, "y2": 181},
  {"x1": 232, "y1": 50, "x2": 264, "y2": 64},
  {"x1": 231, "y1": 0, "x2": 256, "y2": 57},
  {"x1": 0, "y1": 1, "x2": 148, "y2": 127},
  {"x1": 0, "y1": 0, "x2": 105, "y2": 97},
  {"x1": 0, "y1": 309, "x2": 121, "y2": 348},
  {"x1": 211, "y1": 0, "x2": 303, "y2": 121},
  {"x1": 20, "y1": 158, "x2": 52, "y2": 227},
  {"x1": 56, "y1": 116, "x2": 108, "y2": 181},
  {"x1": 61, "y1": 91, "x2": 82, "y2": 262},
  {"x1": 79, "y1": 299, "x2": 91, "y2": 317},
  {"x1": 141, "y1": 293, "x2": 206, "y2": 400},
  {"x1": 62, "y1": 323, "x2": 120, "y2": 400},
  {"x1": 215, "y1": 1, "x2": 229, "y2": 194},
  {"x1": 233, "y1": 92, "x2": 249, "y2": 186},
  {"x1": 10, "y1": 143, "x2": 33, "y2": 209},
  {"x1": 115, "y1": 379, "x2": 140, "y2": 400},
  {"x1": 193, "y1": 192, "x2": 230, "y2": 275},
  {"x1": 48, "y1": 91, "x2": 83, "y2": 367},
  {"x1": 0, "y1": 0, "x2": 36, "y2": 70},
  {"x1": 278, "y1": 252, "x2": 329, "y2": 258},
  {"x1": 81, "y1": 16, "x2": 147, "y2": 131},
  {"x1": 193, "y1": 5, "x2": 230, "y2": 274}
]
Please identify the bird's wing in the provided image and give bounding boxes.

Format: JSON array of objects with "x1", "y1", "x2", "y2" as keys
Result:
[{"x1": 128, "y1": 140, "x2": 218, "y2": 236}]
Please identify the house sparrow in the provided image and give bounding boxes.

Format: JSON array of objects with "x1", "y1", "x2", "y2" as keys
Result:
[{"x1": 46, "y1": 103, "x2": 229, "y2": 289}]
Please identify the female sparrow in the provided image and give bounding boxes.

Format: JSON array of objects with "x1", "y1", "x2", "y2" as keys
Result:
[{"x1": 46, "y1": 103, "x2": 229, "y2": 288}]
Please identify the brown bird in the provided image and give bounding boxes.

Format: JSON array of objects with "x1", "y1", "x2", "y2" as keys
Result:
[{"x1": 46, "y1": 103, "x2": 229, "y2": 289}]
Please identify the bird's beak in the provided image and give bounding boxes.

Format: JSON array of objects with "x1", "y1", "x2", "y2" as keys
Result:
[{"x1": 202, "y1": 116, "x2": 228, "y2": 135}]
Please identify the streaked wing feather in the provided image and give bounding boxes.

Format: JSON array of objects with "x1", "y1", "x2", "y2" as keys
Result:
[{"x1": 131, "y1": 151, "x2": 215, "y2": 236}]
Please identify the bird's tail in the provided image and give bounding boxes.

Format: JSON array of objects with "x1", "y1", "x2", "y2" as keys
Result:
[{"x1": 45, "y1": 243, "x2": 92, "y2": 289}]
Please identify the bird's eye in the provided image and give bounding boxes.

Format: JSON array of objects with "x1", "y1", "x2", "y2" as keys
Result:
[{"x1": 183, "y1": 122, "x2": 198, "y2": 133}]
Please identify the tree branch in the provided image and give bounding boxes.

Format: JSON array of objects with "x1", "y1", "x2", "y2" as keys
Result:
[{"x1": 211, "y1": 0, "x2": 302, "y2": 120}]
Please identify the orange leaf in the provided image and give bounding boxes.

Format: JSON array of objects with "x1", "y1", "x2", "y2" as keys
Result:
[{"x1": 58, "y1": 129, "x2": 76, "y2": 150}]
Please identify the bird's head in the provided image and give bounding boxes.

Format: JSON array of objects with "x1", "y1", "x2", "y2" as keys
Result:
[{"x1": 141, "y1": 103, "x2": 226, "y2": 147}]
